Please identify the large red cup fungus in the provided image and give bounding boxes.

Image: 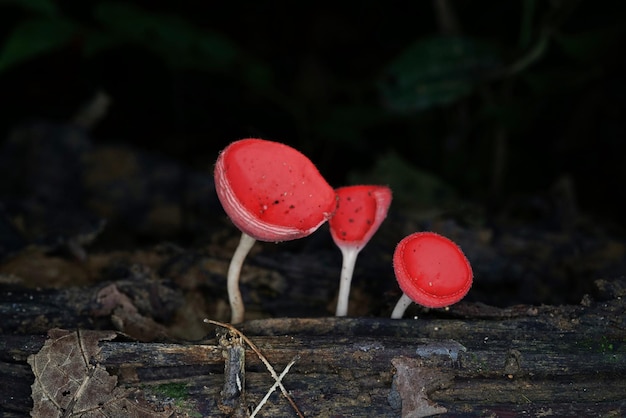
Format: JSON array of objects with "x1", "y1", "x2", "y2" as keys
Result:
[
  {"x1": 214, "y1": 138, "x2": 337, "y2": 323},
  {"x1": 391, "y1": 231, "x2": 473, "y2": 319},
  {"x1": 329, "y1": 185, "x2": 392, "y2": 316}
]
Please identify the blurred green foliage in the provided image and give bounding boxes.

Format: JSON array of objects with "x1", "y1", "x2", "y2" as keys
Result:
[
  {"x1": 379, "y1": 37, "x2": 502, "y2": 113},
  {"x1": 0, "y1": 1, "x2": 271, "y2": 90}
]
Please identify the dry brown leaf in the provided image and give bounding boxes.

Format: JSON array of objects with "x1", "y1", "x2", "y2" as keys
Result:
[
  {"x1": 28, "y1": 328, "x2": 172, "y2": 418},
  {"x1": 94, "y1": 284, "x2": 169, "y2": 342}
]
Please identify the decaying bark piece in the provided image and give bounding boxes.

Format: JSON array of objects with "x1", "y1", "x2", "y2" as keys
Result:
[
  {"x1": 389, "y1": 356, "x2": 452, "y2": 418},
  {"x1": 217, "y1": 328, "x2": 247, "y2": 417}
]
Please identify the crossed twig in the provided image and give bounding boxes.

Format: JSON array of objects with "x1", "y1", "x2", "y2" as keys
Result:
[
  {"x1": 250, "y1": 355, "x2": 299, "y2": 417},
  {"x1": 204, "y1": 319, "x2": 304, "y2": 417}
]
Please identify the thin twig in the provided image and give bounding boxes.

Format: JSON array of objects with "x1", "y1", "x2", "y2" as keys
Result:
[
  {"x1": 204, "y1": 319, "x2": 304, "y2": 417},
  {"x1": 250, "y1": 355, "x2": 299, "y2": 418}
]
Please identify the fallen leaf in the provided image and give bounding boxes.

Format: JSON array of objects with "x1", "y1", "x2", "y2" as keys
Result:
[
  {"x1": 28, "y1": 328, "x2": 172, "y2": 417},
  {"x1": 94, "y1": 284, "x2": 169, "y2": 342}
]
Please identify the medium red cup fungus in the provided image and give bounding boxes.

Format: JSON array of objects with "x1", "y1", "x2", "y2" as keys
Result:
[
  {"x1": 391, "y1": 231, "x2": 472, "y2": 319},
  {"x1": 214, "y1": 138, "x2": 337, "y2": 323},
  {"x1": 329, "y1": 185, "x2": 392, "y2": 316}
]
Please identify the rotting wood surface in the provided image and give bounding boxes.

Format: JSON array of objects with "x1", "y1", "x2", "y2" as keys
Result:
[{"x1": 1, "y1": 285, "x2": 626, "y2": 418}]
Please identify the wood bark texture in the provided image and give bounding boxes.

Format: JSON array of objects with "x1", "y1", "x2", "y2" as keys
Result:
[{"x1": 1, "y1": 280, "x2": 625, "y2": 417}]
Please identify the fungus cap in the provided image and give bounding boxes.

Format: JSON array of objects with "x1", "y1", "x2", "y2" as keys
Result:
[
  {"x1": 329, "y1": 185, "x2": 392, "y2": 251},
  {"x1": 393, "y1": 231, "x2": 472, "y2": 308},
  {"x1": 214, "y1": 138, "x2": 337, "y2": 242}
]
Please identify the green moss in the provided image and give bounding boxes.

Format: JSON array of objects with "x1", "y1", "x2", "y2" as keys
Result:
[
  {"x1": 153, "y1": 382, "x2": 189, "y2": 400},
  {"x1": 144, "y1": 382, "x2": 202, "y2": 417},
  {"x1": 577, "y1": 336, "x2": 626, "y2": 365}
]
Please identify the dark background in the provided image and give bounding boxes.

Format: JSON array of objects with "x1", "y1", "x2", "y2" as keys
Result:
[
  {"x1": 0, "y1": 0, "x2": 625, "y2": 316},
  {"x1": 1, "y1": 0, "x2": 625, "y2": 232}
]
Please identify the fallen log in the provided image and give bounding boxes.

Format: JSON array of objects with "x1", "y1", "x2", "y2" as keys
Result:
[{"x1": 1, "y1": 282, "x2": 625, "y2": 417}]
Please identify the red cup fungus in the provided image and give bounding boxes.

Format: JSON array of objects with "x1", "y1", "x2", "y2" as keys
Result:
[
  {"x1": 329, "y1": 185, "x2": 392, "y2": 316},
  {"x1": 214, "y1": 138, "x2": 337, "y2": 323},
  {"x1": 391, "y1": 231, "x2": 473, "y2": 319}
]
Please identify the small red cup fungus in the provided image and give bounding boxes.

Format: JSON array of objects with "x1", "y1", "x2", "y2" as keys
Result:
[
  {"x1": 391, "y1": 231, "x2": 473, "y2": 319},
  {"x1": 329, "y1": 185, "x2": 392, "y2": 316},
  {"x1": 214, "y1": 138, "x2": 337, "y2": 323}
]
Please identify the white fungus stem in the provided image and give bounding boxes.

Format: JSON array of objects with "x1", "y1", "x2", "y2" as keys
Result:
[
  {"x1": 227, "y1": 231, "x2": 257, "y2": 323},
  {"x1": 391, "y1": 292, "x2": 413, "y2": 319},
  {"x1": 335, "y1": 246, "x2": 360, "y2": 317}
]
